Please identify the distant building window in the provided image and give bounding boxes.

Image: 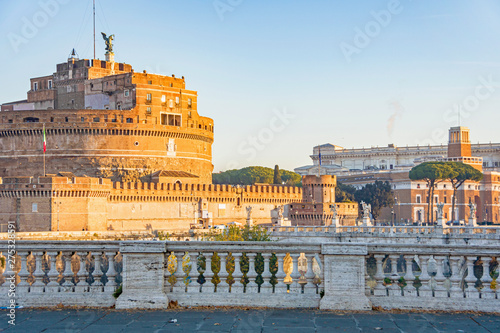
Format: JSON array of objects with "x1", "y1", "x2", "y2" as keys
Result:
[
  {"x1": 119, "y1": 63, "x2": 124, "y2": 71},
  {"x1": 81, "y1": 117, "x2": 85, "y2": 122},
  {"x1": 50, "y1": 117, "x2": 54, "y2": 122},
  {"x1": 8, "y1": 119, "x2": 12, "y2": 123},
  {"x1": 33, "y1": 82, "x2": 38, "y2": 91},
  {"x1": 444, "y1": 196, "x2": 447, "y2": 203},
  {"x1": 124, "y1": 89, "x2": 130, "y2": 97},
  {"x1": 48, "y1": 80, "x2": 52, "y2": 89},
  {"x1": 126, "y1": 118, "x2": 133, "y2": 123},
  {"x1": 169, "y1": 99, "x2": 174, "y2": 108},
  {"x1": 147, "y1": 93, "x2": 152, "y2": 101},
  {"x1": 65, "y1": 117, "x2": 69, "y2": 122},
  {"x1": 175, "y1": 96, "x2": 180, "y2": 105},
  {"x1": 161, "y1": 95, "x2": 166, "y2": 103},
  {"x1": 32, "y1": 203, "x2": 38, "y2": 212},
  {"x1": 146, "y1": 107, "x2": 151, "y2": 114},
  {"x1": 93, "y1": 117, "x2": 100, "y2": 122},
  {"x1": 148, "y1": 80, "x2": 152, "y2": 85},
  {"x1": 188, "y1": 98, "x2": 192, "y2": 108}
]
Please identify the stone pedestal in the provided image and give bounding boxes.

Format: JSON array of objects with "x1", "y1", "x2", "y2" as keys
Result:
[
  {"x1": 468, "y1": 217, "x2": 477, "y2": 227},
  {"x1": 105, "y1": 52, "x2": 114, "y2": 62},
  {"x1": 319, "y1": 244, "x2": 372, "y2": 311},
  {"x1": 116, "y1": 241, "x2": 169, "y2": 309},
  {"x1": 332, "y1": 216, "x2": 341, "y2": 229},
  {"x1": 436, "y1": 217, "x2": 444, "y2": 228},
  {"x1": 362, "y1": 216, "x2": 372, "y2": 227},
  {"x1": 246, "y1": 218, "x2": 253, "y2": 227}
]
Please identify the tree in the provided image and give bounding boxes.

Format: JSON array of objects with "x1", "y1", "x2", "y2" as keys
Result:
[
  {"x1": 213, "y1": 166, "x2": 301, "y2": 186},
  {"x1": 409, "y1": 162, "x2": 457, "y2": 223},
  {"x1": 446, "y1": 162, "x2": 483, "y2": 222},
  {"x1": 336, "y1": 182, "x2": 356, "y2": 202},
  {"x1": 273, "y1": 165, "x2": 282, "y2": 184},
  {"x1": 354, "y1": 180, "x2": 394, "y2": 220},
  {"x1": 203, "y1": 224, "x2": 271, "y2": 242}
]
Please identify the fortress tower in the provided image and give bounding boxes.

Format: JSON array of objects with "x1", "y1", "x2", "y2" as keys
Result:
[{"x1": 0, "y1": 54, "x2": 214, "y2": 183}]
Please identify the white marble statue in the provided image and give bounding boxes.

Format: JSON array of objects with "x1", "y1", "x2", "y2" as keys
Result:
[
  {"x1": 361, "y1": 201, "x2": 371, "y2": 218},
  {"x1": 468, "y1": 202, "x2": 477, "y2": 219},
  {"x1": 330, "y1": 204, "x2": 338, "y2": 218},
  {"x1": 246, "y1": 206, "x2": 253, "y2": 220},
  {"x1": 436, "y1": 202, "x2": 444, "y2": 219}
]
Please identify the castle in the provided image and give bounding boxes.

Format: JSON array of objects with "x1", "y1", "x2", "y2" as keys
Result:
[{"x1": 0, "y1": 50, "x2": 358, "y2": 232}]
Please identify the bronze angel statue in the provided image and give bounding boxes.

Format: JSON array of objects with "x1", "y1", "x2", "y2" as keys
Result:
[{"x1": 101, "y1": 32, "x2": 115, "y2": 53}]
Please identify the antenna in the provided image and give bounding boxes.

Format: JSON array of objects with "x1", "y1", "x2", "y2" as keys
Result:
[{"x1": 93, "y1": 0, "x2": 96, "y2": 59}]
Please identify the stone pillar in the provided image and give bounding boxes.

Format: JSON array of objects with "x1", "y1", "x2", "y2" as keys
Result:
[
  {"x1": 319, "y1": 244, "x2": 371, "y2": 310},
  {"x1": 362, "y1": 216, "x2": 372, "y2": 227},
  {"x1": 116, "y1": 242, "x2": 168, "y2": 309},
  {"x1": 468, "y1": 216, "x2": 477, "y2": 227}
]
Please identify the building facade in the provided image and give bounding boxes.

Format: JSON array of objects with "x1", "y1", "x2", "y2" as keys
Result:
[{"x1": 296, "y1": 127, "x2": 500, "y2": 224}]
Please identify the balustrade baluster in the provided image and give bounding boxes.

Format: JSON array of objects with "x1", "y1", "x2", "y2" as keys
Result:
[
  {"x1": 417, "y1": 255, "x2": 432, "y2": 297},
  {"x1": 30, "y1": 251, "x2": 46, "y2": 293},
  {"x1": 217, "y1": 253, "x2": 229, "y2": 293},
  {"x1": 433, "y1": 256, "x2": 447, "y2": 298},
  {"x1": 231, "y1": 252, "x2": 243, "y2": 294},
  {"x1": 373, "y1": 254, "x2": 386, "y2": 296},
  {"x1": 1, "y1": 254, "x2": 17, "y2": 294},
  {"x1": 104, "y1": 252, "x2": 117, "y2": 293},
  {"x1": 75, "y1": 252, "x2": 89, "y2": 293},
  {"x1": 90, "y1": 252, "x2": 104, "y2": 292},
  {"x1": 174, "y1": 252, "x2": 186, "y2": 292},
  {"x1": 46, "y1": 252, "x2": 60, "y2": 293},
  {"x1": 403, "y1": 255, "x2": 416, "y2": 297},
  {"x1": 274, "y1": 253, "x2": 287, "y2": 294},
  {"x1": 449, "y1": 256, "x2": 464, "y2": 298},
  {"x1": 260, "y1": 253, "x2": 273, "y2": 293},
  {"x1": 202, "y1": 252, "x2": 214, "y2": 292},
  {"x1": 187, "y1": 252, "x2": 200, "y2": 293},
  {"x1": 16, "y1": 251, "x2": 30, "y2": 294},
  {"x1": 61, "y1": 252, "x2": 75, "y2": 291},
  {"x1": 246, "y1": 253, "x2": 258, "y2": 293},
  {"x1": 480, "y1": 257, "x2": 494, "y2": 299},
  {"x1": 289, "y1": 253, "x2": 302, "y2": 293},
  {"x1": 305, "y1": 254, "x2": 317, "y2": 295},
  {"x1": 465, "y1": 256, "x2": 479, "y2": 299},
  {"x1": 388, "y1": 254, "x2": 401, "y2": 296}
]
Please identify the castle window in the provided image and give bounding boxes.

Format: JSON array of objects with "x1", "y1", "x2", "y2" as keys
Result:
[
  {"x1": 50, "y1": 117, "x2": 54, "y2": 122},
  {"x1": 93, "y1": 117, "x2": 100, "y2": 122},
  {"x1": 161, "y1": 95, "x2": 166, "y2": 103},
  {"x1": 119, "y1": 63, "x2": 124, "y2": 71},
  {"x1": 32, "y1": 203, "x2": 38, "y2": 213},
  {"x1": 126, "y1": 118, "x2": 133, "y2": 123},
  {"x1": 444, "y1": 196, "x2": 447, "y2": 203},
  {"x1": 146, "y1": 107, "x2": 151, "y2": 114},
  {"x1": 124, "y1": 89, "x2": 129, "y2": 97},
  {"x1": 416, "y1": 195, "x2": 421, "y2": 204},
  {"x1": 33, "y1": 82, "x2": 38, "y2": 91},
  {"x1": 169, "y1": 100, "x2": 174, "y2": 108},
  {"x1": 188, "y1": 98, "x2": 192, "y2": 108},
  {"x1": 48, "y1": 80, "x2": 52, "y2": 89},
  {"x1": 175, "y1": 96, "x2": 180, "y2": 105},
  {"x1": 117, "y1": 103, "x2": 122, "y2": 110},
  {"x1": 81, "y1": 117, "x2": 85, "y2": 122},
  {"x1": 147, "y1": 93, "x2": 152, "y2": 101},
  {"x1": 65, "y1": 117, "x2": 69, "y2": 122},
  {"x1": 148, "y1": 80, "x2": 152, "y2": 85},
  {"x1": 170, "y1": 83, "x2": 173, "y2": 87}
]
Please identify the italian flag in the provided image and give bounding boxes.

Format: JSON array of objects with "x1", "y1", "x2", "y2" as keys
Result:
[{"x1": 43, "y1": 124, "x2": 46, "y2": 153}]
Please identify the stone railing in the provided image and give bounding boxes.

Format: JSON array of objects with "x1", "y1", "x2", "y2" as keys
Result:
[
  {"x1": 0, "y1": 241, "x2": 498, "y2": 312},
  {"x1": 264, "y1": 225, "x2": 500, "y2": 235},
  {"x1": 0, "y1": 241, "x2": 120, "y2": 307}
]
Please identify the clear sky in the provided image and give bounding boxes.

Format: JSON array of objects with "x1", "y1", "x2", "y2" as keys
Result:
[{"x1": 2, "y1": 0, "x2": 500, "y2": 172}]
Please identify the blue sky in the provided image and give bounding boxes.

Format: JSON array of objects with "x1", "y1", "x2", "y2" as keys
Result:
[{"x1": 2, "y1": 0, "x2": 500, "y2": 172}]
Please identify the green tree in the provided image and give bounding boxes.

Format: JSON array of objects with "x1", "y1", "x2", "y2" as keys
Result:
[
  {"x1": 336, "y1": 182, "x2": 356, "y2": 202},
  {"x1": 446, "y1": 162, "x2": 483, "y2": 222},
  {"x1": 354, "y1": 181, "x2": 394, "y2": 220},
  {"x1": 203, "y1": 224, "x2": 271, "y2": 242},
  {"x1": 213, "y1": 166, "x2": 301, "y2": 186},
  {"x1": 273, "y1": 165, "x2": 282, "y2": 184},
  {"x1": 409, "y1": 162, "x2": 457, "y2": 223}
]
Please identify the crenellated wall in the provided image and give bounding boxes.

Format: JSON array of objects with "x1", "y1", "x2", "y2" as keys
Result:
[{"x1": 0, "y1": 176, "x2": 303, "y2": 232}]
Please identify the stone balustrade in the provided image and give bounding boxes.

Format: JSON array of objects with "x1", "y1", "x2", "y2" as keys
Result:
[{"x1": 0, "y1": 241, "x2": 498, "y2": 312}]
